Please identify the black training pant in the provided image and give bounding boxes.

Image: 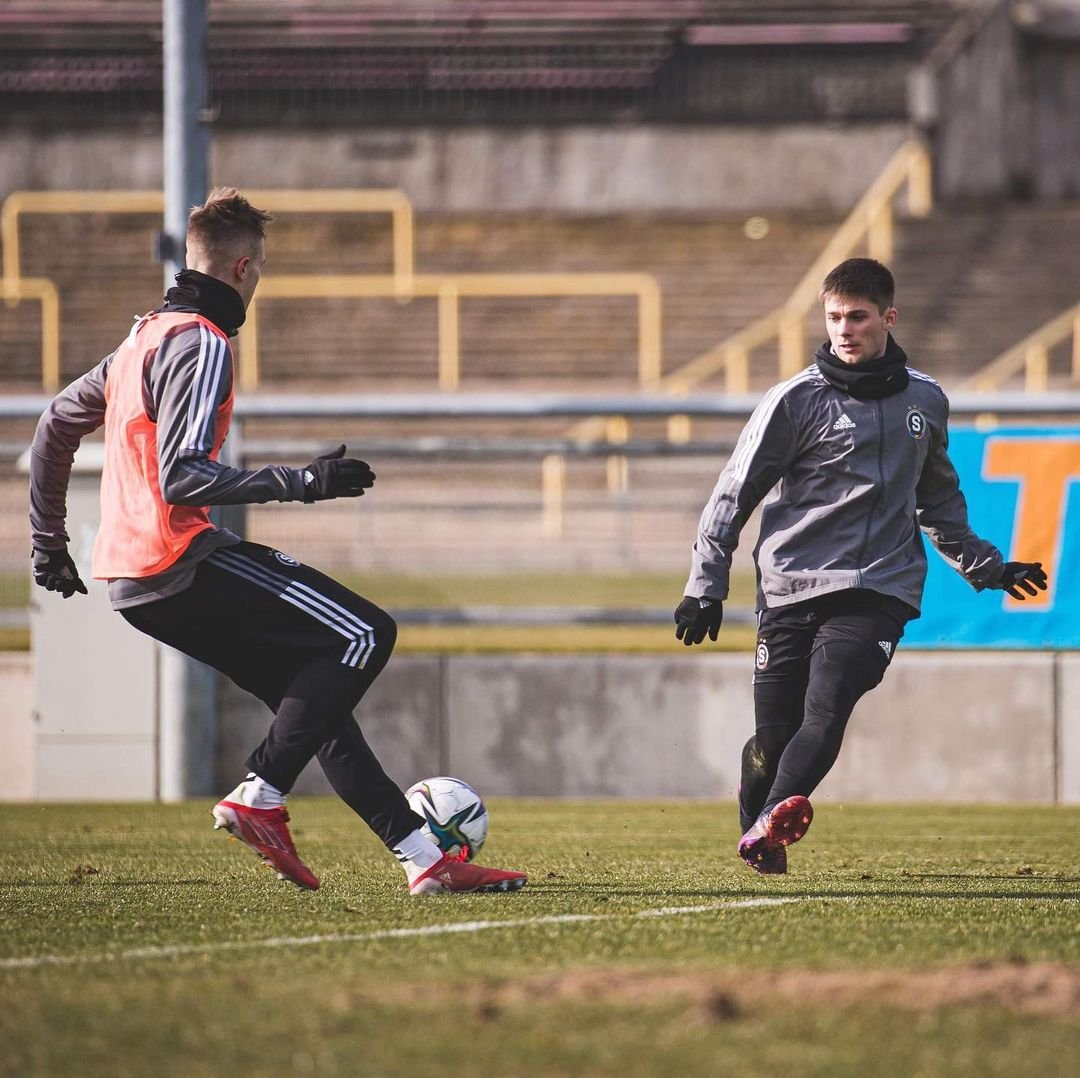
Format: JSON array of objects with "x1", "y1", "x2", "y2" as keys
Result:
[
  {"x1": 120, "y1": 541, "x2": 423, "y2": 848},
  {"x1": 738, "y1": 588, "x2": 914, "y2": 832}
]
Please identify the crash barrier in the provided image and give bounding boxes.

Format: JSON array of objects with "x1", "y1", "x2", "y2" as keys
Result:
[{"x1": 2, "y1": 650, "x2": 1078, "y2": 803}]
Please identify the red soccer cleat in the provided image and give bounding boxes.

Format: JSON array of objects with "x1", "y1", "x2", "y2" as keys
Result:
[
  {"x1": 409, "y1": 851, "x2": 527, "y2": 895},
  {"x1": 737, "y1": 795, "x2": 813, "y2": 871},
  {"x1": 212, "y1": 800, "x2": 320, "y2": 891}
]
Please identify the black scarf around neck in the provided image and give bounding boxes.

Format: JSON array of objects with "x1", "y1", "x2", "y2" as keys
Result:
[
  {"x1": 815, "y1": 334, "x2": 910, "y2": 399},
  {"x1": 161, "y1": 269, "x2": 246, "y2": 337}
]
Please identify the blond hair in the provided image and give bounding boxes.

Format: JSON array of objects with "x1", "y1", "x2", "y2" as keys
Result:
[{"x1": 186, "y1": 187, "x2": 272, "y2": 267}]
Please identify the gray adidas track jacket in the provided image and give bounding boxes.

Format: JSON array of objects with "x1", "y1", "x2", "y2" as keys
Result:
[
  {"x1": 29, "y1": 313, "x2": 309, "y2": 608},
  {"x1": 685, "y1": 364, "x2": 1004, "y2": 613}
]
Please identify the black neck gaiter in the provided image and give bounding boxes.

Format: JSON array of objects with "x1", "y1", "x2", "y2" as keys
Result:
[
  {"x1": 162, "y1": 269, "x2": 246, "y2": 337},
  {"x1": 815, "y1": 335, "x2": 910, "y2": 399}
]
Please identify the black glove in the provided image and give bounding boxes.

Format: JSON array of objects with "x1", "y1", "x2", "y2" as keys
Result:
[
  {"x1": 993, "y1": 561, "x2": 1048, "y2": 601},
  {"x1": 32, "y1": 546, "x2": 88, "y2": 599},
  {"x1": 674, "y1": 595, "x2": 724, "y2": 645},
  {"x1": 301, "y1": 444, "x2": 375, "y2": 503}
]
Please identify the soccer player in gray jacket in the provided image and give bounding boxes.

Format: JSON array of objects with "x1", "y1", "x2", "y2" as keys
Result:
[{"x1": 674, "y1": 258, "x2": 1047, "y2": 874}]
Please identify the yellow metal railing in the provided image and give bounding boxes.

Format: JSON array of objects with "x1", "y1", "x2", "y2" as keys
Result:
[
  {"x1": 0, "y1": 276, "x2": 60, "y2": 390},
  {"x1": 665, "y1": 139, "x2": 933, "y2": 396},
  {"x1": 2, "y1": 190, "x2": 162, "y2": 301},
  {"x1": 1, "y1": 188, "x2": 415, "y2": 298},
  {"x1": 964, "y1": 302, "x2": 1080, "y2": 392},
  {"x1": 237, "y1": 271, "x2": 662, "y2": 393},
  {"x1": 0, "y1": 188, "x2": 416, "y2": 388},
  {"x1": 2, "y1": 188, "x2": 664, "y2": 395}
]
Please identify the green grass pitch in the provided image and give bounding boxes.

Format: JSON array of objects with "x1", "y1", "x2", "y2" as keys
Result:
[{"x1": 2, "y1": 800, "x2": 1078, "y2": 1077}]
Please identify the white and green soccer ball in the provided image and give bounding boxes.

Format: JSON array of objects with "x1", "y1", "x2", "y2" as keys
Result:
[{"x1": 405, "y1": 776, "x2": 489, "y2": 862}]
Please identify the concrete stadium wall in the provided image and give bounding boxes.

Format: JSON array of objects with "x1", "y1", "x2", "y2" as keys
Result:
[
  {"x1": 0, "y1": 123, "x2": 911, "y2": 214},
  {"x1": 0, "y1": 653, "x2": 34, "y2": 801},
  {"x1": 931, "y1": 4, "x2": 1080, "y2": 201},
  {"x1": 4, "y1": 650, "x2": 1077, "y2": 804},
  {"x1": 265, "y1": 652, "x2": 1072, "y2": 806}
]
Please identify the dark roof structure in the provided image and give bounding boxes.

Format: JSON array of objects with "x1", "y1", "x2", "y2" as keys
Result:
[{"x1": 0, "y1": 1, "x2": 993, "y2": 125}]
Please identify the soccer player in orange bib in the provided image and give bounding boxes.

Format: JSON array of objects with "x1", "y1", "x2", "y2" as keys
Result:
[{"x1": 30, "y1": 187, "x2": 525, "y2": 897}]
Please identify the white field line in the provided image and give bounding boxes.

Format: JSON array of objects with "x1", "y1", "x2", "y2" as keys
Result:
[{"x1": 0, "y1": 896, "x2": 804, "y2": 971}]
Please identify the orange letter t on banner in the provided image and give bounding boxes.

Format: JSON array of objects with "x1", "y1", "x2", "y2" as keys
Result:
[{"x1": 983, "y1": 438, "x2": 1080, "y2": 609}]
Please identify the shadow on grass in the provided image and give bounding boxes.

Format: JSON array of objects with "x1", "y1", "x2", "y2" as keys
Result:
[
  {"x1": 522, "y1": 882, "x2": 1080, "y2": 902},
  {"x1": 906, "y1": 872, "x2": 1080, "y2": 883},
  {"x1": 1, "y1": 878, "x2": 217, "y2": 888},
  {"x1": 5, "y1": 875, "x2": 1078, "y2": 902}
]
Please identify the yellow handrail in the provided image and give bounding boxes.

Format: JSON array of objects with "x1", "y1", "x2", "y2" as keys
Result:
[
  {"x1": 1, "y1": 188, "x2": 415, "y2": 301},
  {"x1": 237, "y1": 271, "x2": 662, "y2": 392},
  {"x1": 666, "y1": 139, "x2": 933, "y2": 395},
  {"x1": 0, "y1": 189, "x2": 416, "y2": 387},
  {"x1": 0, "y1": 276, "x2": 60, "y2": 390},
  {"x1": 2, "y1": 188, "x2": 663, "y2": 394},
  {"x1": 1, "y1": 191, "x2": 164, "y2": 302},
  {"x1": 963, "y1": 301, "x2": 1080, "y2": 392}
]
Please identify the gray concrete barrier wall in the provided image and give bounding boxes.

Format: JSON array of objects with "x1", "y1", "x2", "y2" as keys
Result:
[
  {"x1": 233, "y1": 651, "x2": 1072, "y2": 806},
  {"x1": 1058, "y1": 657, "x2": 1080, "y2": 805},
  {"x1": 4, "y1": 651, "x2": 1077, "y2": 803},
  {"x1": 0, "y1": 123, "x2": 910, "y2": 214},
  {"x1": 0, "y1": 653, "x2": 33, "y2": 800}
]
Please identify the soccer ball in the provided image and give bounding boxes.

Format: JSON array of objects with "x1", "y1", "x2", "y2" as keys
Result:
[{"x1": 405, "y1": 776, "x2": 489, "y2": 861}]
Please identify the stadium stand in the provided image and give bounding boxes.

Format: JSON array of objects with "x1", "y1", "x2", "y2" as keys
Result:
[
  {"x1": 3, "y1": 0, "x2": 1079, "y2": 579},
  {"x1": 0, "y1": 206, "x2": 837, "y2": 392},
  {"x1": 3, "y1": 0, "x2": 1049, "y2": 397},
  {"x1": 10, "y1": 195, "x2": 1080, "y2": 394},
  {"x1": 892, "y1": 203, "x2": 1080, "y2": 385},
  {"x1": 0, "y1": 1, "x2": 972, "y2": 126}
]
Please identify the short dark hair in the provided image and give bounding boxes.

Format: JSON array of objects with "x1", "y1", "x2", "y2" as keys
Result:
[
  {"x1": 819, "y1": 258, "x2": 895, "y2": 313},
  {"x1": 187, "y1": 187, "x2": 272, "y2": 264}
]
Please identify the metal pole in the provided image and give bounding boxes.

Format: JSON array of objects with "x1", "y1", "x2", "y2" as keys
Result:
[
  {"x1": 162, "y1": 0, "x2": 208, "y2": 282},
  {"x1": 159, "y1": 0, "x2": 215, "y2": 801}
]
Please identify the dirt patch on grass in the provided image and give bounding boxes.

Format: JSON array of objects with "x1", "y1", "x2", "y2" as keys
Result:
[
  {"x1": 352, "y1": 962, "x2": 1080, "y2": 1019},
  {"x1": 498, "y1": 962, "x2": 1080, "y2": 1018}
]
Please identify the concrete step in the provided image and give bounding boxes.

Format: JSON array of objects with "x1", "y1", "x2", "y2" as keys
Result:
[{"x1": 891, "y1": 203, "x2": 1080, "y2": 384}]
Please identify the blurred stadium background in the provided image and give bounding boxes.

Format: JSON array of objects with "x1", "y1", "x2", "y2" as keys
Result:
[{"x1": 2, "y1": 0, "x2": 1079, "y2": 801}]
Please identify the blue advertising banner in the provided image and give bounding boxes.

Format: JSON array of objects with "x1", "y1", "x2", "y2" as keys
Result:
[{"x1": 905, "y1": 426, "x2": 1080, "y2": 649}]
